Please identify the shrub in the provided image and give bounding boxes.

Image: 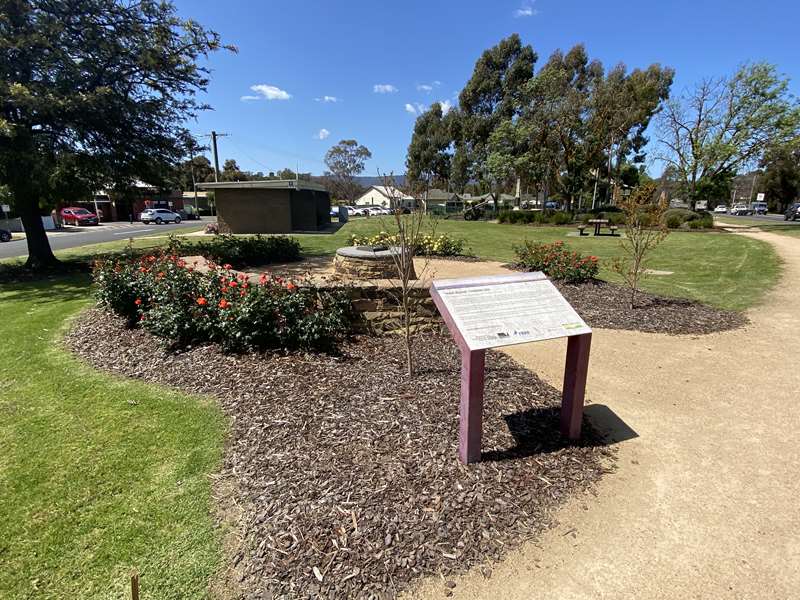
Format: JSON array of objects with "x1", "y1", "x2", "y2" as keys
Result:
[
  {"x1": 512, "y1": 240, "x2": 599, "y2": 283},
  {"x1": 348, "y1": 231, "x2": 466, "y2": 256},
  {"x1": 93, "y1": 252, "x2": 352, "y2": 353},
  {"x1": 551, "y1": 211, "x2": 573, "y2": 225},
  {"x1": 168, "y1": 234, "x2": 301, "y2": 269},
  {"x1": 666, "y1": 213, "x2": 684, "y2": 229},
  {"x1": 498, "y1": 209, "x2": 574, "y2": 225},
  {"x1": 663, "y1": 208, "x2": 713, "y2": 230}
]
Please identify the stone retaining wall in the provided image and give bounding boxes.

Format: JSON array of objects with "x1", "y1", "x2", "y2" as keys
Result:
[{"x1": 348, "y1": 285, "x2": 442, "y2": 334}]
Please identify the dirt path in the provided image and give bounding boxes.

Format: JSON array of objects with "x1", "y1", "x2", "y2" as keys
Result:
[{"x1": 409, "y1": 229, "x2": 800, "y2": 600}]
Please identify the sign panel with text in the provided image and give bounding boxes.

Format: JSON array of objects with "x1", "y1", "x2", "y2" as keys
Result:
[{"x1": 432, "y1": 273, "x2": 591, "y2": 351}]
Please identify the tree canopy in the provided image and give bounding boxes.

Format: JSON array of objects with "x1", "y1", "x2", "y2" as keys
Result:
[
  {"x1": 324, "y1": 139, "x2": 372, "y2": 201},
  {"x1": 0, "y1": 0, "x2": 231, "y2": 268},
  {"x1": 656, "y1": 62, "x2": 800, "y2": 201},
  {"x1": 410, "y1": 35, "x2": 673, "y2": 210}
]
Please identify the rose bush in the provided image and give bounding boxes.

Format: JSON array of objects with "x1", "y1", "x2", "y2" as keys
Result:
[
  {"x1": 93, "y1": 251, "x2": 352, "y2": 353},
  {"x1": 513, "y1": 240, "x2": 599, "y2": 283}
]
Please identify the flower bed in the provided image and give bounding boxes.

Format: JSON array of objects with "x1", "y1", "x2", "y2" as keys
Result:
[
  {"x1": 512, "y1": 240, "x2": 599, "y2": 283},
  {"x1": 93, "y1": 251, "x2": 352, "y2": 353},
  {"x1": 348, "y1": 231, "x2": 467, "y2": 256}
]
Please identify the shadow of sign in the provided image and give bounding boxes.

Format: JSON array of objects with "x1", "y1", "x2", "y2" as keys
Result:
[
  {"x1": 584, "y1": 404, "x2": 638, "y2": 444},
  {"x1": 481, "y1": 403, "x2": 637, "y2": 462}
]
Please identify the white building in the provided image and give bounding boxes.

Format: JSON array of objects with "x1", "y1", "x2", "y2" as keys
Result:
[{"x1": 355, "y1": 186, "x2": 416, "y2": 209}]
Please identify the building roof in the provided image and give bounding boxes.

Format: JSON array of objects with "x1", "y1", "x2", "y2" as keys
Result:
[
  {"x1": 424, "y1": 188, "x2": 459, "y2": 201},
  {"x1": 197, "y1": 179, "x2": 327, "y2": 192},
  {"x1": 360, "y1": 185, "x2": 415, "y2": 201}
]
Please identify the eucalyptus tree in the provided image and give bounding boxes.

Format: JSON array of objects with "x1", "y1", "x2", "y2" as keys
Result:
[
  {"x1": 0, "y1": 0, "x2": 231, "y2": 269},
  {"x1": 406, "y1": 102, "x2": 453, "y2": 195},
  {"x1": 455, "y1": 34, "x2": 537, "y2": 189}
]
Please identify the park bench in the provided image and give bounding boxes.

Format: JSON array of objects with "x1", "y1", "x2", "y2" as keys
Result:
[
  {"x1": 610, "y1": 225, "x2": 619, "y2": 236},
  {"x1": 577, "y1": 224, "x2": 587, "y2": 236}
]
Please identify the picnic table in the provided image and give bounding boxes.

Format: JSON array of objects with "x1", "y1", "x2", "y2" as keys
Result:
[{"x1": 588, "y1": 218, "x2": 609, "y2": 236}]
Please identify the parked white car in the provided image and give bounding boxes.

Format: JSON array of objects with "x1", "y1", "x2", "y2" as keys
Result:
[
  {"x1": 141, "y1": 208, "x2": 182, "y2": 224},
  {"x1": 729, "y1": 203, "x2": 751, "y2": 216},
  {"x1": 366, "y1": 206, "x2": 384, "y2": 216},
  {"x1": 713, "y1": 205, "x2": 728, "y2": 214},
  {"x1": 349, "y1": 206, "x2": 368, "y2": 216}
]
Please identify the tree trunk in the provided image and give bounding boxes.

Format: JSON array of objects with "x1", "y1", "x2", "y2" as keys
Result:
[{"x1": 17, "y1": 189, "x2": 59, "y2": 269}]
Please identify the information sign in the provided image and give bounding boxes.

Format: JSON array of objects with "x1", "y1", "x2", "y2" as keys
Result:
[
  {"x1": 433, "y1": 273, "x2": 590, "y2": 350},
  {"x1": 430, "y1": 272, "x2": 593, "y2": 464}
]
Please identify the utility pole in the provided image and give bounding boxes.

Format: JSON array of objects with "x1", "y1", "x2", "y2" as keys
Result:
[{"x1": 209, "y1": 130, "x2": 229, "y2": 182}]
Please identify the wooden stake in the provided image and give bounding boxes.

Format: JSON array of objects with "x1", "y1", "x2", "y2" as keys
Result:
[{"x1": 131, "y1": 573, "x2": 139, "y2": 600}]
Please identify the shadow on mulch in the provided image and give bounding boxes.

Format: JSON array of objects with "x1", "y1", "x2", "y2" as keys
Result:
[
  {"x1": 65, "y1": 312, "x2": 620, "y2": 600},
  {"x1": 481, "y1": 404, "x2": 637, "y2": 462}
]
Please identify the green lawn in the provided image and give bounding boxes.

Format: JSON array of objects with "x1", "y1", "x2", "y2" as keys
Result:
[
  {"x1": 0, "y1": 276, "x2": 227, "y2": 599},
  {"x1": 296, "y1": 218, "x2": 780, "y2": 311}
]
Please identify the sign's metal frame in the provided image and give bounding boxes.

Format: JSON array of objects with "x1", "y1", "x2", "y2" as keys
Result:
[{"x1": 430, "y1": 272, "x2": 592, "y2": 464}]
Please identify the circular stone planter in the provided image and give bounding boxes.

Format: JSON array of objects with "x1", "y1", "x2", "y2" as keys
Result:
[{"x1": 333, "y1": 245, "x2": 417, "y2": 280}]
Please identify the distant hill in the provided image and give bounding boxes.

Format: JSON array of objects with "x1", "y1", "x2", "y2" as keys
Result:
[{"x1": 353, "y1": 175, "x2": 407, "y2": 187}]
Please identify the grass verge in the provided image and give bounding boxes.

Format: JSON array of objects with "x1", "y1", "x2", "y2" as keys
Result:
[{"x1": 0, "y1": 275, "x2": 227, "y2": 599}]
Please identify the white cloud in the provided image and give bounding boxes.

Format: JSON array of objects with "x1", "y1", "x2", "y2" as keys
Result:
[
  {"x1": 374, "y1": 83, "x2": 399, "y2": 94},
  {"x1": 404, "y1": 102, "x2": 427, "y2": 115},
  {"x1": 242, "y1": 84, "x2": 292, "y2": 101},
  {"x1": 315, "y1": 95, "x2": 339, "y2": 103},
  {"x1": 514, "y1": 2, "x2": 538, "y2": 17},
  {"x1": 316, "y1": 128, "x2": 330, "y2": 140},
  {"x1": 416, "y1": 81, "x2": 442, "y2": 93}
]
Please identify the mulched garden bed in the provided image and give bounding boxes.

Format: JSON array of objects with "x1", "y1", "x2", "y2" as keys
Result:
[
  {"x1": 550, "y1": 279, "x2": 748, "y2": 335},
  {"x1": 66, "y1": 310, "x2": 614, "y2": 600}
]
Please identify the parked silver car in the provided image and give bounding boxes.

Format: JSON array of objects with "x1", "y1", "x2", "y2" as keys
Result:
[{"x1": 141, "y1": 208, "x2": 182, "y2": 224}]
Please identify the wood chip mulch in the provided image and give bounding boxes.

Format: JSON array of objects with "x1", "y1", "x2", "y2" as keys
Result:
[
  {"x1": 551, "y1": 280, "x2": 748, "y2": 335},
  {"x1": 65, "y1": 310, "x2": 615, "y2": 600}
]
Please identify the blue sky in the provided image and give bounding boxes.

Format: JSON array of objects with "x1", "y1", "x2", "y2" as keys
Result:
[{"x1": 174, "y1": 0, "x2": 800, "y2": 177}]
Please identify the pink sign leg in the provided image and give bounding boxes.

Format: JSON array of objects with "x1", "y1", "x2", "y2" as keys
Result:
[
  {"x1": 459, "y1": 349, "x2": 486, "y2": 464},
  {"x1": 561, "y1": 333, "x2": 592, "y2": 440}
]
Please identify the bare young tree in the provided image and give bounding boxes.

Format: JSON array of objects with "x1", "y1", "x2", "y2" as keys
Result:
[
  {"x1": 656, "y1": 63, "x2": 800, "y2": 201},
  {"x1": 611, "y1": 182, "x2": 669, "y2": 309},
  {"x1": 378, "y1": 172, "x2": 435, "y2": 377}
]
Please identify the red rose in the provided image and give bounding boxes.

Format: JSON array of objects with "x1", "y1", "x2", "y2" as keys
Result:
[
  {"x1": 196, "y1": 297, "x2": 207, "y2": 306},
  {"x1": 134, "y1": 298, "x2": 142, "y2": 305},
  {"x1": 218, "y1": 299, "x2": 229, "y2": 309}
]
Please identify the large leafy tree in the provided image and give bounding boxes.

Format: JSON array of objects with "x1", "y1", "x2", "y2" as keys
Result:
[
  {"x1": 657, "y1": 62, "x2": 800, "y2": 201},
  {"x1": 588, "y1": 63, "x2": 674, "y2": 204},
  {"x1": 455, "y1": 34, "x2": 536, "y2": 189},
  {"x1": 524, "y1": 45, "x2": 603, "y2": 210},
  {"x1": 0, "y1": 0, "x2": 230, "y2": 268},
  {"x1": 406, "y1": 102, "x2": 453, "y2": 193},
  {"x1": 761, "y1": 141, "x2": 800, "y2": 211},
  {"x1": 323, "y1": 139, "x2": 372, "y2": 202}
]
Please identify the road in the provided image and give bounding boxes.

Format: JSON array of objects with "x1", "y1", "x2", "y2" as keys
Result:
[
  {"x1": 0, "y1": 220, "x2": 211, "y2": 260},
  {"x1": 718, "y1": 212, "x2": 800, "y2": 224}
]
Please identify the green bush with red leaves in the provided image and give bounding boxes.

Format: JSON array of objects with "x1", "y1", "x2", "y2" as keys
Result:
[
  {"x1": 93, "y1": 252, "x2": 352, "y2": 353},
  {"x1": 512, "y1": 240, "x2": 599, "y2": 283}
]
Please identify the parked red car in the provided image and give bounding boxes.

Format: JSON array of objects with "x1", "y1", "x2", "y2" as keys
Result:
[{"x1": 60, "y1": 207, "x2": 99, "y2": 226}]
